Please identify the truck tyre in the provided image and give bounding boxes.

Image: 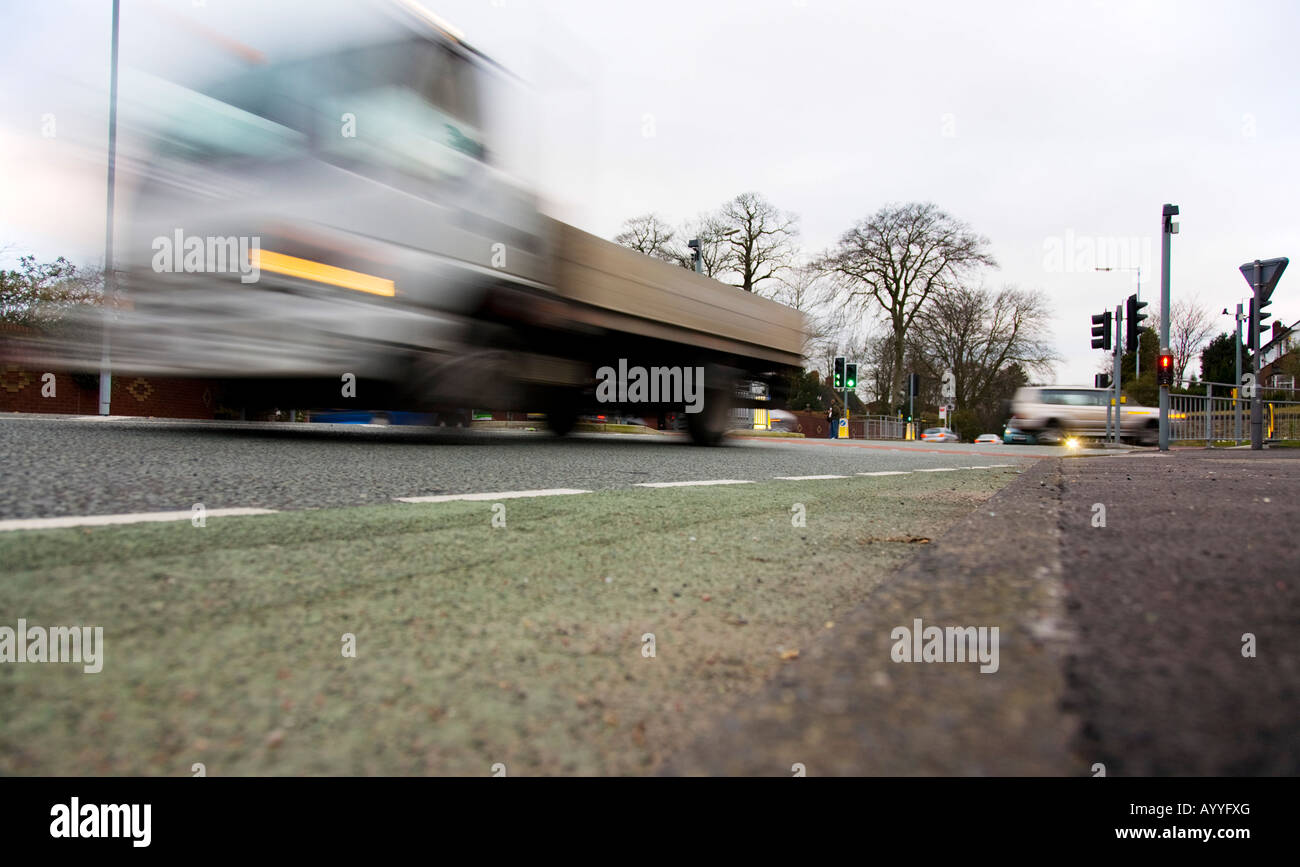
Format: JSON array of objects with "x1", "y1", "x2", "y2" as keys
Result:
[
  {"x1": 546, "y1": 388, "x2": 580, "y2": 437},
  {"x1": 687, "y1": 367, "x2": 736, "y2": 446}
]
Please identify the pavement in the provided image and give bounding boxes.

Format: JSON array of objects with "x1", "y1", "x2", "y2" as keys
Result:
[{"x1": 665, "y1": 449, "x2": 1300, "y2": 775}]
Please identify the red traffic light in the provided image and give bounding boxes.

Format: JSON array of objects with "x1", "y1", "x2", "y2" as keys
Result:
[{"x1": 1157, "y1": 353, "x2": 1174, "y2": 387}]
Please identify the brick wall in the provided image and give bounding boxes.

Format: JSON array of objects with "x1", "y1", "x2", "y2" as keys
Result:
[
  {"x1": 792, "y1": 410, "x2": 832, "y2": 438},
  {"x1": 0, "y1": 364, "x2": 216, "y2": 419}
]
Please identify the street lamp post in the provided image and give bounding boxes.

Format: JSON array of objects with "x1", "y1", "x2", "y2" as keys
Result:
[
  {"x1": 1223, "y1": 303, "x2": 1245, "y2": 443},
  {"x1": 1096, "y1": 265, "x2": 1141, "y2": 376},
  {"x1": 99, "y1": 0, "x2": 121, "y2": 415}
]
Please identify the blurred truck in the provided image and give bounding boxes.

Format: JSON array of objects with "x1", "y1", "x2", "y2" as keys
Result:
[{"x1": 63, "y1": 1, "x2": 805, "y2": 445}]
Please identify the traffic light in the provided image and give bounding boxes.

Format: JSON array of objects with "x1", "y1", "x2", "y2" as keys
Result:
[
  {"x1": 1157, "y1": 353, "x2": 1174, "y2": 387},
  {"x1": 833, "y1": 356, "x2": 845, "y2": 389},
  {"x1": 1125, "y1": 294, "x2": 1147, "y2": 353},
  {"x1": 1091, "y1": 311, "x2": 1112, "y2": 350},
  {"x1": 845, "y1": 363, "x2": 857, "y2": 389},
  {"x1": 1094, "y1": 373, "x2": 1112, "y2": 389}
]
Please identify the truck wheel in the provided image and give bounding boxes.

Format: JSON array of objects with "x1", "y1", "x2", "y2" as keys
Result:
[
  {"x1": 687, "y1": 368, "x2": 735, "y2": 446},
  {"x1": 546, "y1": 389, "x2": 580, "y2": 437},
  {"x1": 1039, "y1": 421, "x2": 1065, "y2": 444}
]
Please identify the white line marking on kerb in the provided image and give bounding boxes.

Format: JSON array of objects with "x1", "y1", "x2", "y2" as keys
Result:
[
  {"x1": 635, "y1": 480, "x2": 754, "y2": 488},
  {"x1": 857, "y1": 471, "x2": 911, "y2": 476},
  {"x1": 0, "y1": 507, "x2": 277, "y2": 532},
  {"x1": 915, "y1": 468, "x2": 961, "y2": 472},
  {"x1": 774, "y1": 475, "x2": 847, "y2": 480},
  {"x1": 396, "y1": 488, "x2": 591, "y2": 503}
]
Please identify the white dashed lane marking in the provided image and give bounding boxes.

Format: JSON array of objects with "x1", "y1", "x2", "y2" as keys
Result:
[
  {"x1": 634, "y1": 480, "x2": 755, "y2": 488},
  {"x1": 396, "y1": 488, "x2": 591, "y2": 503},
  {"x1": 774, "y1": 475, "x2": 849, "y2": 480},
  {"x1": 0, "y1": 507, "x2": 277, "y2": 532}
]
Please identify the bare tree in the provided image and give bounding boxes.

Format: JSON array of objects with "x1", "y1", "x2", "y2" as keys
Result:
[
  {"x1": 912, "y1": 283, "x2": 1058, "y2": 410},
  {"x1": 820, "y1": 202, "x2": 996, "y2": 410},
  {"x1": 673, "y1": 212, "x2": 735, "y2": 278},
  {"x1": 613, "y1": 213, "x2": 680, "y2": 264},
  {"x1": 1168, "y1": 296, "x2": 1216, "y2": 383},
  {"x1": 768, "y1": 262, "x2": 845, "y2": 359},
  {"x1": 716, "y1": 192, "x2": 799, "y2": 293}
]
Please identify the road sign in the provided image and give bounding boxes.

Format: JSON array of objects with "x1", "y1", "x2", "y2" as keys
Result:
[
  {"x1": 1238, "y1": 257, "x2": 1288, "y2": 297},
  {"x1": 939, "y1": 407, "x2": 947, "y2": 421},
  {"x1": 945, "y1": 402, "x2": 955, "y2": 412},
  {"x1": 837, "y1": 417, "x2": 848, "y2": 439},
  {"x1": 1239, "y1": 257, "x2": 1288, "y2": 450},
  {"x1": 940, "y1": 370, "x2": 955, "y2": 400}
]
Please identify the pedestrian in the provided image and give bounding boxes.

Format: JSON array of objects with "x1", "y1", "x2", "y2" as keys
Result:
[{"x1": 826, "y1": 405, "x2": 837, "y2": 438}]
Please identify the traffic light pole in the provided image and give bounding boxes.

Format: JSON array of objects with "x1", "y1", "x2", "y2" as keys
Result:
[
  {"x1": 1251, "y1": 261, "x2": 1263, "y2": 450},
  {"x1": 1112, "y1": 303, "x2": 1123, "y2": 444},
  {"x1": 1235, "y1": 302, "x2": 1243, "y2": 444},
  {"x1": 1158, "y1": 205, "x2": 1178, "y2": 452}
]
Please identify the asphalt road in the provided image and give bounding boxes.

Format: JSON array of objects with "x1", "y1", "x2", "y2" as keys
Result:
[{"x1": 0, "y1": 414, "x2": 1070, "y2": 520}]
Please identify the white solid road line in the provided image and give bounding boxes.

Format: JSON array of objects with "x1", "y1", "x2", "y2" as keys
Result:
[
  {"x1": 774, "y1": 474, "x2": 849, "y2": 480},
  {"x1": 857, "y1": 471, "x2": 912, "y2": 476},
  {"x1": 0, "y1": 507, "x2": 278, "y2": 533},
  {"x1": 396, "y1": 488, "x2": 591, "y2": 503},
  {"x1": 635, "y1": 480, "x2": 755, "y2": 488},
  {"x1": 915, "y1": 467, "x2": 962, "y2": 472}
]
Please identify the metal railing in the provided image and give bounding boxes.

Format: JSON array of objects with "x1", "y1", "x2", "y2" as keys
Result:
[
  {"x1": 1168, "y1": 380, "x2": 1300, "y2": 445},
  {"x1": 850, "y1": 415, "x2": 907, "y2": 440}
]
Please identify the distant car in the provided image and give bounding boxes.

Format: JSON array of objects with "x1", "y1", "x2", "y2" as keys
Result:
[
  {"x1": 1002, "y1": 425, "x2": 1037, "y2": 444},
  {"x1": 973, "y1": 433, "x2": 1001, "y2": 444},
  {"x1": 1007, "y1": 386, "x2": 1158, "y2": 444},
  {"x1": 921, "y1": 427, "x2": 960, "y2": 442}
]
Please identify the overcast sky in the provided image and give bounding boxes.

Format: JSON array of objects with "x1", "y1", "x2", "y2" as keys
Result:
[{"x1": 2, "y1": 0, "x2": 1298, "y2": 385}]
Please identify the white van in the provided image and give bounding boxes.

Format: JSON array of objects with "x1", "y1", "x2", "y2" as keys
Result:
[{"x1": 1008, "y1": 386, "x2": 1158, "y2": 444}]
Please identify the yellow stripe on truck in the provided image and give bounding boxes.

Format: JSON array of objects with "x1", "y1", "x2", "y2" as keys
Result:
[{"x1": 252, "y1": 249, "x2": 396, "y2": 297}]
